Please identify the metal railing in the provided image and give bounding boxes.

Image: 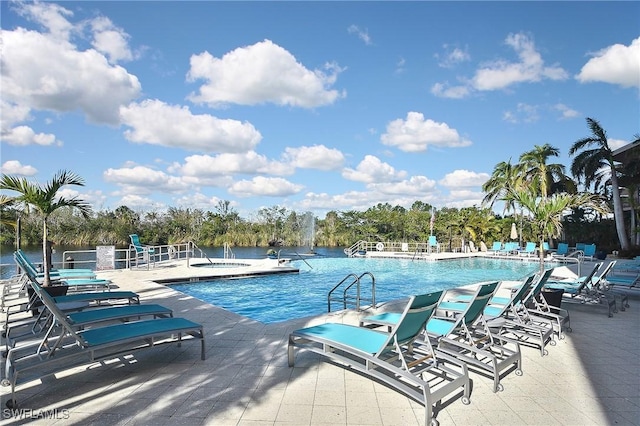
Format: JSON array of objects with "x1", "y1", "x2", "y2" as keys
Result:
[
  {"x1": 344, "y1": 240, "x2": 465, "y2": 257},
  {"x1": 327, "y1": 272, "x2": 376, "y2": 312}
]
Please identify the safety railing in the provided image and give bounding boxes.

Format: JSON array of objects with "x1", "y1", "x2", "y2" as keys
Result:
[
  {"x1": 344, "y1": 240, "x2": 465, "y2": 257},
  {"x1": 327, "y1": 272, "x2": 376, "y2": 312}
]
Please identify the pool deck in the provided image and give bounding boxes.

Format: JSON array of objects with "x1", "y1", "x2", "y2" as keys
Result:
[{"x1": 1, "y1": 254, "x2": 638, "y2": 425}]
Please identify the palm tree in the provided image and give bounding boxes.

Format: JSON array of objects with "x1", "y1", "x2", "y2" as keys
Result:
[
  {"x1": 482, "y1": 159, "x2": 527, "y2": 245},
  {"x1": 519, "y1": 143, "x2": 569, "y2": 199},
  {"x1": 0, "y1": 170, "x2": 92, "y2": 286},
  {"x1": 570, "y1": 118, "x2": 630, "y2": 250},
  {"x1": 482, "y1": 160, "x2": 521, "y2": 214},
  {"x1": 512, "y1": 189, "x2": 611, "y2": 270}
]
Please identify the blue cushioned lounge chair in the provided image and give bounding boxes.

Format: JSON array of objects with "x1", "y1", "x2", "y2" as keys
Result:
[
  {"x1": 129, "y1": 234, "x2": 156, "y2": 268},
  {"x1": 2, "y1": 279, "x2": 205, "y2": 409},
  {"x1": 582, "y1": 243, "x2": 597, "y2": 261},
  {"x1": 518, "y1": 269, "x2": 571, "y2": 339},
  {"x1": 14, "y1": 252, "x2": 111, "y2": 292},
  {"x1": 518, "y1": 242, "x2": 537, "y2": 257},
  {"x1": 545, "y1": 262, "x2": 617, "y2": 317},
  {"x1": 428, "y1": 235, "x2": 440, "y2": 253},
  {"x1": 488, "y1": 241, "x2": 502, "y2": 255},
  {"x1": 424, "y1": 282, "x2": 522, "y2": 392},
  {"x1": 15, "y1": 249, "x2": 96, "y2": 279},
  {"x1": 362, "y1": 282, "x2": 521, "y2": 393},
  {"x1": 289, "y1": 292, "x2": 471, "y2": 425}
]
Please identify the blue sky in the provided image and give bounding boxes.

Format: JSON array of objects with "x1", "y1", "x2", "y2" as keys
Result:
[{"x1": 1, "y1": 1, "x2": 639, "y2": 219}]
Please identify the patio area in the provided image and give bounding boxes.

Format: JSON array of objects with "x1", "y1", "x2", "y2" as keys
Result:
[{"x1": 1, "y1": 259, "x2": 638, "y2": 425}]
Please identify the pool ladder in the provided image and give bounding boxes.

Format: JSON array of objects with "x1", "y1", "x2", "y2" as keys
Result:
[{"x1": 327, "y1": 272, "x2": 376, "y2": 312}]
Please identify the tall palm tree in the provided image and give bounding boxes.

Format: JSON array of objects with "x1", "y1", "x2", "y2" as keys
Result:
[
  {"x1": 519, "y1": 143, "x2": 568, "y2": 199},
  {"x1": 482, "y1": 160, "x2": 521, "y2": 214},
  {"x1": 512, "y1": 189, "x2": 610, "y2": 271},
  {"x1": 482, "y1": 159, "x2": 527, "y2": 245},
  {"x1": 570, "y1": 118, "x2": 630, "y2": 250},
  {"x1": 0, "y1": 170, "x2": 92, "y2": 286}
]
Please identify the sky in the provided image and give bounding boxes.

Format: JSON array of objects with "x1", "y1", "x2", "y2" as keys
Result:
[{"x1": 1, "y1": 1, "x2": 639, "y2": 220}]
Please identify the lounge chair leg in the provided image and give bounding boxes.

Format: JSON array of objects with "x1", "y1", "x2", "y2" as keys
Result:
[{"x1": 287, "y1": 338, "x2": 295, "y2": 367}]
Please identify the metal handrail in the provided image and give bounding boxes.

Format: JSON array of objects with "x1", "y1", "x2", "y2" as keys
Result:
[
  {"x1": 190, "y1": 241, "x2": 213, "y2": 265},
  {"x1": 223, "y1": 242, "x2": 235, "y2": 260},
  {"x1": 327, "y1": 272, "x2": 376, "y2": 312},
  {"x1": 280, "y1": 249, "x2": 313, "y2": 269}
]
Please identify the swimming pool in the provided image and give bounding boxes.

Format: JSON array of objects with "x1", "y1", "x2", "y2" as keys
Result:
[{"x1": 170, "y1": 256, "x2": 544, "y2": 324}]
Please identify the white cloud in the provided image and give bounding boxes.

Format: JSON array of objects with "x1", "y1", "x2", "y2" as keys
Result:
[
  {"x1": 282, "y1": 145, "x2": 345, "y2": 170},
  {"x1": 436, "y1": 45, "x2": 470, "y2": 68},
  {"x1": 576, "y1": 37, "x2": 640, "y2": 88},
  {"x1": 0, "y1": 160, "x2": 38, "y2": 175},
  {"x1": 430, "y1": 82, "x2": 471, "y2": 99},
  {"x1": 186, "y1": 39, "x2": 345, "y2": 108},
  {"x1": 347, "y1": 25, "x2": 372, "y2": 45},
  {"x1": 395, "y1": 57, "x2": 406, "y2": 74},
  {"x1": 381, "y1": 112, "x2": 472, "y2": 152},
  {"x1": 553, "y1": 103, "x2": 579, "y2": 120},
  {"x1": 439, "y1": 170, "x2": 490, "y2": 188},
  {"x1": 432, "y1": 33, "x2": 568, "y2": 98},
  {"x1": 14, "y1": 1, "x2": 75, "y2": 41},
  {"x1": 0, "y1": 100, "x2": 59, "y2": 146},
  {"x1": 473, "y1": 33, "x2": 568, "y2": 90},
  {"x1": 229, "y1": 176, "x2": 304, "y2": 197},
  {"x1": 368, "y1": 176, "x2": 437, "y2": 195},
  {"x1": 1, "y1": 125, "x2": 59, "y2": 146},
  {"x1": 90, "y1": 16, "x2": 136, "y2": 63},
  {"x1": 502, "y1": 103, "x2": 540, "y2": 124},
  {"x1": 173, "y1": 192, "x2": 226, "y2": 209},
  {"x1": 117, "y1": 194, "x2": 163, "y2": 210},
  {"x1": 342, "y1": 155, "x2": 407, "y2": 183},
  {"x1": 444, "y1": 190, "x2": 485, "y2": 208},
  {"x1": 2, "y1": 3, "x2": 141, "y2": 125},
  {"x1": 174, "y1": 152, "x2": 293, "y2": 179},
  {"x1": 103, "y1": 165, "x2": 190, "y2": 195},
  {"x1": 120, "y1": 100, "x2": 262, "y2": 153}
]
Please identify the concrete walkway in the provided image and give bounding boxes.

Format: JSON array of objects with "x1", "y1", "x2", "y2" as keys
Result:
[{"x1": 1, "y1": 257, "x2": 638, "y2": 425}]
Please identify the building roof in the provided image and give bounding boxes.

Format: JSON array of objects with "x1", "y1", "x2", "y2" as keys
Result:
[{"x1": 612, "y1": 140, "x2": 640, "y2": 166}]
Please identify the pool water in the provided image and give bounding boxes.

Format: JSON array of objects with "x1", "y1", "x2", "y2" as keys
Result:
[{"x1": 170, "y1": 256, "x2": 543, "y2": 324}]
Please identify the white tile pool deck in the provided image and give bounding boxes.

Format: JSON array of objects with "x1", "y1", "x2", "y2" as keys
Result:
[{"x1": 1, "y1": 255, "x2": 639, "y2": 425}]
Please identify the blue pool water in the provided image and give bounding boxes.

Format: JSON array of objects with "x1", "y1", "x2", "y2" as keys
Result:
[{"x1": 171, "y1": 256, "x2": 542, "y2": 324}]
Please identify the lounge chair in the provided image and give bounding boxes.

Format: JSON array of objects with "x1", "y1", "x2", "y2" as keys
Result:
[
  {"x1": 487, "y1": 241, "x2": 502, "y2": 255},
  {"x1": 14, "y1": 252, "x2": 111, "y2": 292},
  {"x1": 289, "y1": 292, "x2": 471, "y2": 425},
  {"x1": 15, "y1": 249, "x2": 96, "y2": 279},
  {"x1": 482, "y1": 272, "x2": 556, "y2": 357},
  {"x1": 2, "y1": 279, "x2": 205, "y2": 409},
  {"x1": 428, "y1": 235, "x2": 440, "y2": 253},
  {"x1": 545, "y1": 263, "x2": 617, "y2": 317},
  {"x1": 520, "y1": 269, "x2": 571, "y2": 339},
  {"x1": 498, "y1": 242, "x2": 519, "y2": 256},
  {"x1": 593, "y1": 261, "x2": 634, "y2": 312},
  {"x1": 437, "y1": 273, "x2": 555, "y2": 357},
  {"x1": 551, "y1": 242, "x2": 583, "y2": 262},
  {"x1": 518, "y1": 242, "x2": 537, "y2": 257},
  {"x1": 426, "y1": 281, "x2": 522, "y2": 392},
  {"x1": 362, "y1": 282, "x2": 522, "y2": 393},
  {"x1": 582, "y1": 243, "x2": 597, "y2": 261},
  {"x1": 468, "y1": 241, "x2": 478, "y2": 253},
  {"x1": 129, "y1": 234, "x2": 157, "y2": 268},
  {"x1": 5, "y1": 302, "x2": 174, "y2": 352},
  {"x1": 2, "y1": 273, "x2": 139, "y2": 332}
]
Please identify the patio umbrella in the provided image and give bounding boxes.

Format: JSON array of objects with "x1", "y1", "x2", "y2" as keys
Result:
[{"x1": 510, "y1": 222, "x2": 518, "y2": 240}]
